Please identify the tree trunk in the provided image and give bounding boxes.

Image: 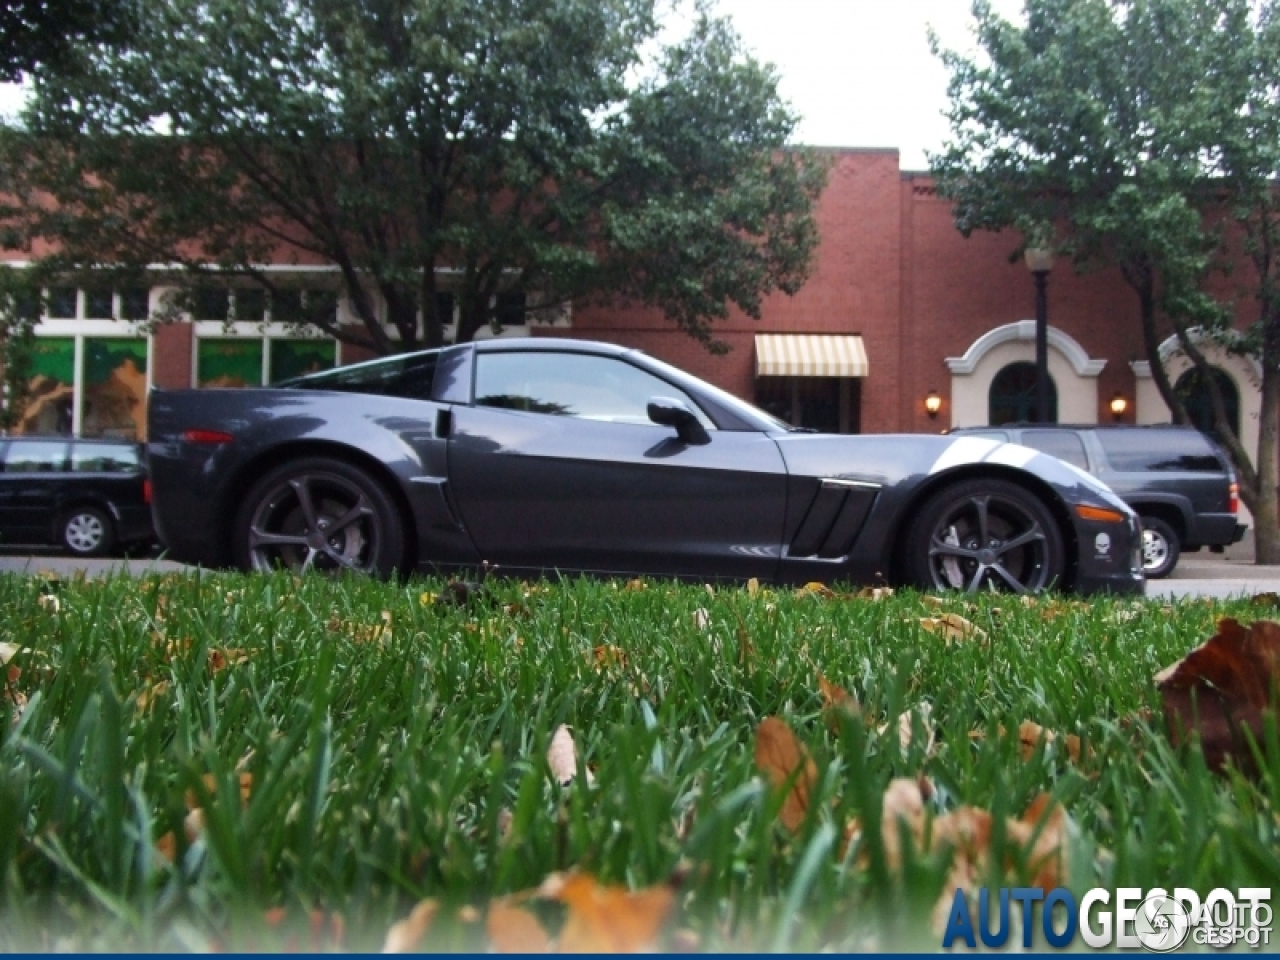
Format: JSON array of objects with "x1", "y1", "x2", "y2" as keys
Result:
[{"x1": 1255, "y1": 360, "x2": 1280, "y2": 564}]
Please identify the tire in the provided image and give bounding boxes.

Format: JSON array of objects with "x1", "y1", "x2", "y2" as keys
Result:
[
  {"x1": 234, "y1": 457, "x2": 406, "y2": 577},
  {"x1": 60, "y1": 506, "x2": 115, "y2": 557},
  {"x1": 904, "y1": 477, "x2": 1065, "y2": 594},
  {"x1": 1139, "y1": 516, "x2": 1180, "y2": 579}
]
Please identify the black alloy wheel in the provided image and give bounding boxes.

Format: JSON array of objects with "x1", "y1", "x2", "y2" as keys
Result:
[
  {"x1": 906, "y1": 477, "x2": 1064, "y2": 594},
  {"x1": 235, "y1": 457, "x2": 406, "y2": 576}
]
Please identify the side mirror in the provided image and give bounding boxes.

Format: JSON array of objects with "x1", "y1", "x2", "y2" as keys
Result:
[{"x1": 647, "y1": 396, "x2": 710, "y2": 445}]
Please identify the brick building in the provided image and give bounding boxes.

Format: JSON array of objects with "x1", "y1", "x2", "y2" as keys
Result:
[{"x1": 8, "y1": 149, "x2": 1260, "y2": 461}]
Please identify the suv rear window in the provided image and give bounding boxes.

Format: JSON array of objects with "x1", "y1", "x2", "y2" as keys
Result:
[
  {"x1": 1097, "y1": 429, "x2": 1223, "y2": 472},
  {"x1": 1020, "y1": 430, "x2": 1089, "y2": 470},
  {"x1": 70, "y1": 443, "x2": 141, "y2": 473}
]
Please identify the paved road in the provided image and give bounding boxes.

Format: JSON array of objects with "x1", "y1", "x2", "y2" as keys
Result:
[{"x1": 4, "y1": 533, "x2": 1280, "y2": 599}]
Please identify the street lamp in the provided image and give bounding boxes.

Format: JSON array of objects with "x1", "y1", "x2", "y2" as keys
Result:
[{"x1": 1024, "y1": 247, "x2": 1054, "y2": 423}]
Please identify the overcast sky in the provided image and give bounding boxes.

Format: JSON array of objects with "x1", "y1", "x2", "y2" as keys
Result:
[{"x1": 0, "y1": 1, "x2": 1025, "y2": 170}]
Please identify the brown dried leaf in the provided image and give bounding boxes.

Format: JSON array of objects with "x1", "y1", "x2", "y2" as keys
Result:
[
  {"x1": 1012, "y1": 721, "x2": 1083, "y2": 763},
  {"x1": 878, "y1": 704, "x2": 935, "y2": 755},
  {"x1": 746, "y1": 577, "x2": 760, "y2": 597},
  {"x1": 795, "y1": 581, "x2": 837, "y2": 599},
  {"x1": 382, "y1": 898, "x2": 439, "y2": 953},
  {"x1": 818, "y1": 675, "x2": 860, "y2": 720},
  {"x1": 0, "y1": 642, "x2": 19, "y2": 665},
  {"x1": 37, "y1": 594, "x2": 60, "y2": 613},
  {"x1": 918, "y1": 613, "x2": 986, "y2": 642},
  {"x1": 592, "y1": 645, "x2": 627, "y2": 671},
  {"x1": 135, "y1": 680, "x2": 169, "y2": 712},
  {"x1": 209, "y1": 648, "x2": 249, "y2": 673},
  {"x1": 855, "y1": 586, "x2": 894, "y2": 600},
  {"x1": 554, "y1": 873, "x2": 676, "y2": 953},
  {"x1": 486, "y1": 900, "x2": 552, "y2": 954},
  {"x1": 156, "y1": 831, "x2": 177, "y2": 863},
  {"x1": 547, "y1": 724, "x2": 592, "y2": 786},
  {"x1": 624, "y1": 578, "x2": 647, "y2": 592},
  {"x1": 1155, "y1": 617, "x2": 1280, "y2": 772},
  {"x1": 754, "y1": 717, "x2": 817, "y2": 833}
]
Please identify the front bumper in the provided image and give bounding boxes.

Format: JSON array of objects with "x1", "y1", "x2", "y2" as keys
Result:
[{"x1": 1072, "y1": 511, "x2": 1145, "y2": 596}]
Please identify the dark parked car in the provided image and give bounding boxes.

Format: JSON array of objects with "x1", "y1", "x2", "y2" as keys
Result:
[
  {"x1": 949, "y1": 424, "x2": 1246, "y2": 578},
  {"x1": 0, "y1": 436, "x2": 155, "y2": 556},
  {"x1": 147, "y1": 339, "x2": 1144, "y2": 595}
]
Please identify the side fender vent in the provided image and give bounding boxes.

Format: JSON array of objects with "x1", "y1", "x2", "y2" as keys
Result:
[{"x1": 789, "y1": 479, "x2": 880, "y2": 559}]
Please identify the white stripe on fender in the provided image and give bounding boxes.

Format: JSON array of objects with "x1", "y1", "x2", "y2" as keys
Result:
[
  {"x1": 928, "y1": 437, "x2": 1002, "y2": 475},
  {"x1": 984, "y1": 443, "x2": 1039, "y2": 470}
]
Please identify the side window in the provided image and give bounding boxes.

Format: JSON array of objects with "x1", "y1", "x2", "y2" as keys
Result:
[
  {"x1": 3, "y1": 440, "x2": 68, "y2": 473},
  {"x1": 70, "y1": 443, "x2": 141, "y2": 473},
  {"x1": 474, "y1": 352, "x2": 713, "y2": 427},
  {"x1": 1020, "y1": 430, "x2": 1090, "y2": 471},
  {"x1": 1097, "y1": 429, "x2": 1223, "y2": 472}
]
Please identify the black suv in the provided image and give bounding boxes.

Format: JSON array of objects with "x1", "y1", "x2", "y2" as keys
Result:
[
  {"x1": 0, "y1": 436, "x2": 155, "y2": 556},
  {"x1": 949, "y1": 424, "x2": 1246, "y2": 578}
]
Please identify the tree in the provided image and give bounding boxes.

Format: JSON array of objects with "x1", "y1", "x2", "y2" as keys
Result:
[
  {"x1": 0, "y1": 0, "x2": 136, "y2": 80},
  {"x1": 0, "y1": 0, "x2": 826, "y2": 356},
  {"x1": 931, "y1": 0, "x2": 1280, "y2": 563}
]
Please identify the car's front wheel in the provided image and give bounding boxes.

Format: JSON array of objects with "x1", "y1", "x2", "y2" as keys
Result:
[
  {"x1": 234, "y1": 457, "x2": 406, "y2": 576},
  {"x1": 905, "y1": 477, "x2": 1065, "y2": 594},
  {"x1": 60, "y1": 506, "x2": 115, "y2": 557},
  {"x1": 1139, "y1": 516, "x2": 1180, "y2": 579}
]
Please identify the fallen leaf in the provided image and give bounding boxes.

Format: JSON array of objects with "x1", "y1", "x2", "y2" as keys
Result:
[
  {"x1": 856, "y1": 586, "x2": 894, "y2": 600},
  {"x1": 592, "y1": 645, "x2": 627, "y2": 671},
  {"x1": 0, "y1": 642, "x2": 19, "y2": 664},
  {"x1": 547, "y1": 724, "x2": 592, "y2": 786},
  {"x1": 1013, "y1": 720, "x2": 1082, "y2": 763},
  {"x1": 382, "y1": 899, "x2": 439, "y2": 953},
  {"x1": 555, "y1": 873, "x2": 675, "y2": 953},
  {"x1": 795, "y1": 581, "x2": 837, "y2": 599},
  {"x1": 1251, "y1": 592, "x2": 1280, "y2": 607},
  {"x1": 917, "y1": 613, "x2": 986, "y2": 642},
  {"x1": 486, "y1": 900, "x2": 552, "y2": 953},
  {"x1": 624, "y1": 579, "x2": 647, "y2": 592},
  {"x1": 754, "y1": 717, "x2": 817, "y2": 833},
  {"x1": 209, "y1": 648, "x2": 249, "y2": 673},
  {"x1": 747, "y1": 577, "x2": 760, "y2": 597},
  {"x1": 37, "y1": 594, "x2": 60, "y2": 613},
  {"x1": 135, "y1": 680, "x2": 170, "y2": 712},
  {"x1": 692, "y1": 608, "x2": 710, "y2": 631},
  {"x1": 1155, "y1": 617, "x2": 1280, "y2": 772},
  {"x1": 156, "y1": 831, "x2": 177, "y2": 863},
  {"x1": 818, "y1": 675, "x2": 860, "y2": 721},
  {"x1": 878, "y1": 704, "x2": 935, "y2": 755}
]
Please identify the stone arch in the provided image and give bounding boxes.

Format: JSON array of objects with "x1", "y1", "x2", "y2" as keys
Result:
[{"x1": 946, "y1": 321, "x2": 1106, "y2": 428}]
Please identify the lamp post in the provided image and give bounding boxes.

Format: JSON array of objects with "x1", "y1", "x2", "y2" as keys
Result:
[{"x1": 1024, "y1": 247, "x2": 1054, "y2": 423}]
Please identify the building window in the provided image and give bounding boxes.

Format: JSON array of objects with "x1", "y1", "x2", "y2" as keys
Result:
[
  {"x1": 83, "y1": 338, "x2": 148, "y2": 438},
  {"x1": 21, "y1": 337, "x2": 75, "y2": 435},
  {"x1": 754, "y1": 377, "x2": 861, "y2": 434},
  {"x1": 193, "y1": 287, "x2": 230, "y2": 322},
  {"x1": 989, "y1": 362, "x2": 1057, "y2": 425},
  {"x1": 196, "y1": 336, "x2": 338, "y2": 387},
  {"x1": 1176, "y1": 366, "x2": 1239, "y2": 441},
  {"x1": 84, "y1": 287, "x2": 114, "y2": 320},
  {"x1": 495, "y1": 290, "x2": 526, "y2": 327},
  {"x1": 48, "y1": 287, "x2": 78, "y2": 319}
]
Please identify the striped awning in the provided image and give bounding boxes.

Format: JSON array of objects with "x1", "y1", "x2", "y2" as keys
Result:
[{"x1": 755, "y1": 334, "x2": 869, "y2": 377}]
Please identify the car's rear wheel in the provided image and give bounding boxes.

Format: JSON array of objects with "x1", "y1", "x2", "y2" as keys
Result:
[
  {"x1": 235, "y1": 457, "x2": 406, "y2": 576},
  {"x1": 1139, "y1": 516, "x2": 1180, "y2": 579},
  {"x1": 905, "y1": 477, "x2": 1064, "y2": 594},
  {"x1": 60, "y1": 506, "x2": 115, "y2": 557}
]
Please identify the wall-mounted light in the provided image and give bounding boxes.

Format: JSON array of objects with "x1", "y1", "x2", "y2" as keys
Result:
[
  {"x1": 925, "y1": 390, "x2": 942, "y2": 419},
  {"x1": 1109, "y1": 393, "x2": 1128, "y2": 420}
]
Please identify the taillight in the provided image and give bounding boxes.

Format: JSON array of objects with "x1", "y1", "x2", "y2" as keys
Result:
[
  {"x1": 1229, "y1": 481, "x2": 1239, "y2": 514},
  {"x1": 182, "y1": 429, "x2": 234, "y2": 445},
  {"x1": 143, "y1": 478, "x2": 152, "y2": 504}
]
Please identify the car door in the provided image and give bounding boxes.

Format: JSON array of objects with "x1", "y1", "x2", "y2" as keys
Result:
[
  {"x1": 0, "y1": 439, "x2": 69, "y2": 543},
  {"x1": 446, "y1": 349, "x2": 789, "y2": 579}
]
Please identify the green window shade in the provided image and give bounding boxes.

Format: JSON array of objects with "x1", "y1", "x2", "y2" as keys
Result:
[
  {"x1": 83, "y1": 338, "x2": 148, "y2": 439},
  {"x1": 198, "y1": 339, "x2": 264, "y2": 387},
  {"x1": 270, "y1": 339, "x2": 336, "y2": 383},
  {"x1": 22, "y1": 337, "x2": 76, "y2": 435}
]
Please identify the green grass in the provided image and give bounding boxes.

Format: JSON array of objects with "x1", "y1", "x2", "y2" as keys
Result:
[{"x1": 0, "y1": 571, "x2": 1278, "y2": 951}]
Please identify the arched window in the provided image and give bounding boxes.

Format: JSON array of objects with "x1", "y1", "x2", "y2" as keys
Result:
[
  {"x1": 1176, "y1": 366, "x2": 1239, "y2": 440},
  {"x1": 989, "y1": 362, "x2": 1057, "y2": 425}
]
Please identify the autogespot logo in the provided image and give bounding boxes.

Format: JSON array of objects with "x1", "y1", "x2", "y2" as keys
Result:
[{"x1": 941, "y1": 886, "x2": 1272, "y2": 951}]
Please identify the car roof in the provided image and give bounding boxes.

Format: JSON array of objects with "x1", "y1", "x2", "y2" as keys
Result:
[
  {"x1": 951, "y1": 423, "x2": 1202, "y2": 432},
  {"x1": 470, "y1": 337, "x2": 634, "y2": 357}
]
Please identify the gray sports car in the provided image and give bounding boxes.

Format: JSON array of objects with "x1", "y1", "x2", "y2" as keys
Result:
[{"x1": 147, "y1": 338, "x2": 1144, "y2": 594}]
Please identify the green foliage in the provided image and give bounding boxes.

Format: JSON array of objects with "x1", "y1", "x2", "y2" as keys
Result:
[
  {"x1": 0, "y1": 572, "x2": 1277, "y2": 950},
  {"x1": 0, "y1": 267, "x2": 43, "y2": 430},
  {"x1": 0, "y1": 0, "x2": 137, "y2": 81},
  {"x1": 0, "y1": 0, "x2": 826, "y2": 355},
  {"x1": 931, "y1": 0, "x2": 1280, "y2": 556}
]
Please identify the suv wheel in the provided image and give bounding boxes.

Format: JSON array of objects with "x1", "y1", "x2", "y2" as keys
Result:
[
  {"x1": 1140, "y1": 516, "x2": 1180, "y2": 579},
  {"x1": 61, "y1": 507, "x2": 115, "y2": 557}
]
